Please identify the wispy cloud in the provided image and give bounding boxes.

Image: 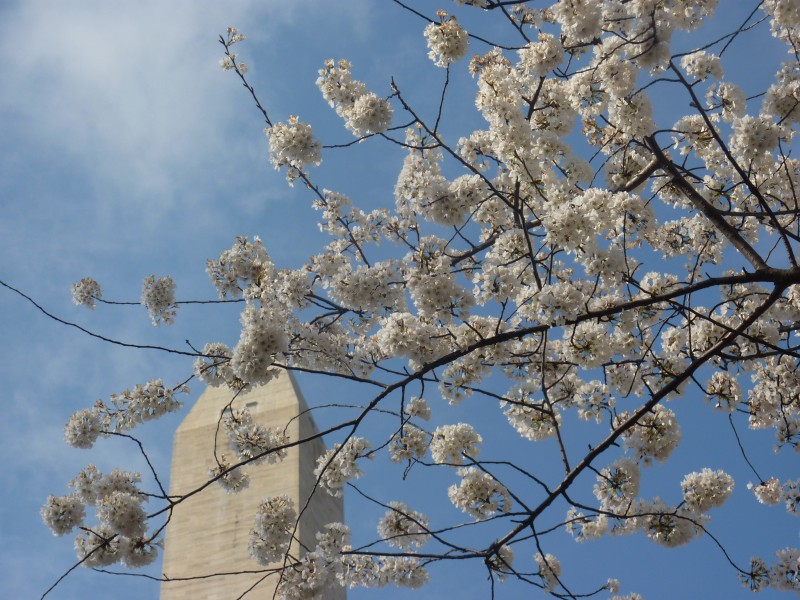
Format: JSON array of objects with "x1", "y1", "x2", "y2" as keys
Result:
[{"x1": 1, "y1": 2, "x2": 261, "y2": 213}]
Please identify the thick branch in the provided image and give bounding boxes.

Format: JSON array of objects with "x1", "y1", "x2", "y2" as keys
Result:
[
  {"x1": 644, "y1": 136, "x2": 768, "y2": 271},
  {"x1": 488, "y1": 284, "x2": 785, "y2": 554}
]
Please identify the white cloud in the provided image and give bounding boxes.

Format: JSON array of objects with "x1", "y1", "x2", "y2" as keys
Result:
[
  {"x1": 0, "y1": 2, "x2": 378, "y2": 597},
  {"x1": 1, "y1": 2, "x2": 256, "y2": 210}
]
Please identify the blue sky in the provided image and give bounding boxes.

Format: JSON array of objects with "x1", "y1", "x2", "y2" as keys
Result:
[{"x1": 0, "y1": 1, "x2": 797, "y2": 599}]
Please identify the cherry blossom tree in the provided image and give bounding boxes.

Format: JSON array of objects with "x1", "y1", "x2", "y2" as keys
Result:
[{"x1": 34, "y1": 0, "x2": 800, "y2": 597}]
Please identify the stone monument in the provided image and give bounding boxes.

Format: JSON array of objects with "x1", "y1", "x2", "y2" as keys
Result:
[{"x1": 160, "y1": 369, "x2": 345, "y2": 599}]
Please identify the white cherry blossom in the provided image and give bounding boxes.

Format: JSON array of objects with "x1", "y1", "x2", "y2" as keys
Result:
[
  {"x1": 424, "y1": 15, "x2": 469, "y2": 67},
  {"x1": 41, "y1": 4, "x2": 800, "y2": 596},
  {"x1": 71, "y1": 277, "x2": 102, "y2": 309},
  {"x1": 249, "y1": 495, "x2": 297, "y2": 564}
]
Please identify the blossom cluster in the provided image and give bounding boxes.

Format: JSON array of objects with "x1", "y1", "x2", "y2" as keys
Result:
[
  {"x1": 316, "y1": 59, "x2": 393, "y2": 136},
  {"x1": 395, "y1": 139, "x2": 489, "y2": 227},
  {"x1": 206, "y1": 235, "x2": 272, "y2": 299},
  {"x1": 740, "y1": 548, "x2": 800, "y2": 593},
  {"x1": 376, "y1": 501, "x2": 431, "y2": 549},
  {"x1": 222, "y1": 407, "x2": 289, "y2": 466},
  {"x1": 42, "y1": 466, "x2": 156, "y2": 568},
  {"x1": 209, "y1": 453, "x2": 251, "y2": 494},
  {"x1": 230, "y1": 305, "x2": 289, "y2": 386},
  {"x1": 681, "y1": 468, "x2": 734, "y2": 512},
  {"x1": 193, "y1": 342, "x2": 244, "y2": 390},
  {"x1": 141, "y1": 275, "x2": 177, "y2": 325},
  {"x1": 219, "y1": 28, "x2": 247, "y2": 73},
  {"x1": 448, "y1": 467, "x2": 512, "y2": 519},
  {"x1": 267, "y1": 116, "x2": 322, "y2": 173},
  {"x1": 249, "y1": 495, "x2": 297, "y2": 565},
  {"x1": 71, "y1": 277, "x2": 102, "y2": 309},
  {"x1": 283, "y1": 523, "x2": 429, "y2": 597},
  {"x1": 750, "y1": 477, "x2": 800, "y2": 516},
  {"x1": 424, "y1": 14, "x2": 469, "y2": 67},
  {"x1": 617, "y1": 405, "x2": 682, "y2": 465},
  {"x1": 315, "y1": 437, "x2": 371, "y2": 497},
  {"x1": 534, "y1": 552, "x2": 562, "y2": 591},
  {"x1": 388, "y1": 425, "x2": 428, "y2": 463},
  {"x1": 64, "y1": 379, "x2": 188, "y2": 449},
  {"x1": 569, "y1": 462, "x2": 735, "y2": 548},
  {"x1": 429, "y1": 423, "x2": 482, "y2": 464}
]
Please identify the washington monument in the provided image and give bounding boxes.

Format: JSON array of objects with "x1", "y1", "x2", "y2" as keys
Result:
[{"x1": 160, "y1": 370, "x2": 345, "y2": 599}]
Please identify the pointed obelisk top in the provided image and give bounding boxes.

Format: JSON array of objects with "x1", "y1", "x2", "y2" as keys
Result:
[{"x1": 160, "y1": 369, "x2": 345, "y2": 599}]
